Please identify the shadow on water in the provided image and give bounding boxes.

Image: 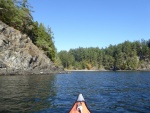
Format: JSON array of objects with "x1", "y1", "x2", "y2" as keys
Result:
[{"x1": 0, "y1": 74, "x2": 57, "y2": 113}]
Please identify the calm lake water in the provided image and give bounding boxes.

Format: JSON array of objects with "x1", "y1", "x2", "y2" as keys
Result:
[{"x1": 0, "y1": 71, "x2": 150, "y2": 113}]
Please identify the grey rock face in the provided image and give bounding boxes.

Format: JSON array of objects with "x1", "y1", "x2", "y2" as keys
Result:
[{"x1": 0, "y1": 21, "x2": 63, "y2": 74}]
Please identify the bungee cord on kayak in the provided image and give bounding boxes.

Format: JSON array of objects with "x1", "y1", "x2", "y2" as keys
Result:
[
  {"x1": 77, "y1": 102, "x2": 83, "y2": 113},
  {"x1": 69, "y1": 94, "x2": 91, "y2": 113}
]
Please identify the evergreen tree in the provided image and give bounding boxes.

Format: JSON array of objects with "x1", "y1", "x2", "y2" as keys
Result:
[
  {"x1": 0, "y1": 0, "x2": 56, "y2": 62},
  {"x1": 58, "y1": 39, "x2": 150, "y2": 70}
]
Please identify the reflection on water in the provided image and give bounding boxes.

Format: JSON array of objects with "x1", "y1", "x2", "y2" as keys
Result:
[
  {"x1": 0, "y1": 71, "x2": 150, "y2": 113},
  {"x1": 0, "y1": 74, "x2": 56, "y2": 113}
]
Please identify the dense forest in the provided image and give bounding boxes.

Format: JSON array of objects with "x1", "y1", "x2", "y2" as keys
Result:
[
  {"x1": 0, "y1": 0, "x2": 56, "y2": 62},
  {"x1": 58, "y1": 40, "x2": 150, "y2": 70}
]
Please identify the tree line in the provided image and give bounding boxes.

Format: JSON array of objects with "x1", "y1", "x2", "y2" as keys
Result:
[
  {"x1": 1, "y1": 0, "x2": 150, "y2": 70},
  {"x1": 58, "y1": 39, "x2": 150, "y2": 70},
  {"x1": 0, "y1": 0, "x2": 56, "y2": 62}
]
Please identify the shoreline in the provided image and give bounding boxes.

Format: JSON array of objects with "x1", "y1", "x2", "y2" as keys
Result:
[
  {"x1": 65, "y1": 69, "x2": 150, "y2": 72},
  {"x1": 0, "y1": 68, "x2": 66, "y2": 76},
  {"x1": 1, "y1": 69, "x2": 150, "y2": 76},
  {"x1": 65, "y1": 70, "x2": 107, "y2": 72}
]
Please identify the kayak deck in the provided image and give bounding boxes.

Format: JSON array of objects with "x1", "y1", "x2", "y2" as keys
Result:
[{"x1": 69, "y1": 94, "x2": 91, "y2": 113}]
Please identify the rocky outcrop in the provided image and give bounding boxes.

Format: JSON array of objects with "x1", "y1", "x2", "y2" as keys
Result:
[{"x1": 0, "y1": 21, "x2": 63, "y2": 75}]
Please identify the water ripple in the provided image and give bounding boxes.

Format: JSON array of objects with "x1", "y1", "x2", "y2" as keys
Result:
[{"x1": 0, "y1": 72, "x2": 150, "y2": 113}]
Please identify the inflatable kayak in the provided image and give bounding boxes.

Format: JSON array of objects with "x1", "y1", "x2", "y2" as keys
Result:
[{"x1": 69, "y1": 94, "x2": 91, "y2": 113}]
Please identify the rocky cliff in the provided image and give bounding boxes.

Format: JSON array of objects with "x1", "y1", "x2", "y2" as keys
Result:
[{"x1": 0, "y1": 21, "x2": 63, "y2": 75}]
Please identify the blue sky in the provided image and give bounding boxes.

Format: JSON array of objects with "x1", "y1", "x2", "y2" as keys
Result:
[{"x1": 28, "y1": 0, "x2": 150, "y2": 51}]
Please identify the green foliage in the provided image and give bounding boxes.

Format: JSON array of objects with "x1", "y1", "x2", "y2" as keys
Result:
[
  {"x1": 0, "y1": 0, "x2": 32, "y2": 31},
  {"x1": 0, "y1": 0, "x2": 56, "y2": 62},
  {"x1": 54, "y1": 54, "x2": 62, "y2": 67},
  {"x1": 34, "y1": 23, "x2": 56, "y2": 61},
  {"x1": 58, "y1": 39, "x2": 150, "y2": 70},
  {"x1": 58, "y1": 51, "x2": 75, "y2": 69}
]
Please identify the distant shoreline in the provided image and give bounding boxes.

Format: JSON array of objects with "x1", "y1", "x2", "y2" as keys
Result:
[
  {"x1": 65, "y1": 69, "x2": 111, "y2": 72},
  {"x1": 65, "y1": 69, "x2": 150, "y2": 72}
]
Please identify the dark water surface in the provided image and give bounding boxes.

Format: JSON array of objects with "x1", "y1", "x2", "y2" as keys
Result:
[{"x1": 0, "y1": 71, "x2": 150, "y2": 113}]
